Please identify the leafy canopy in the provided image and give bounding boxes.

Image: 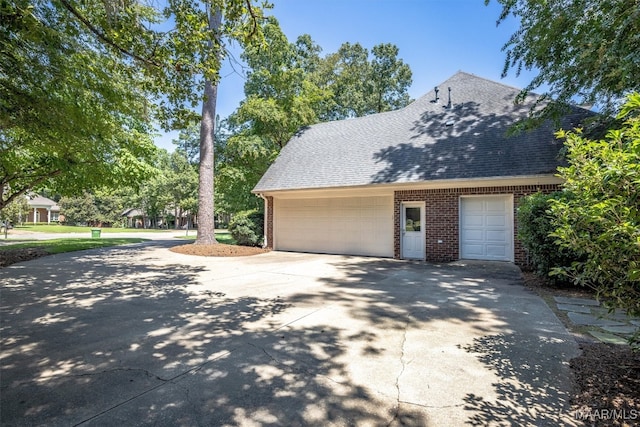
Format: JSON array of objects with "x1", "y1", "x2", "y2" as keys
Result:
[
  {"x1": 1, "y1": 0, "x2": 157, "y2": 209},
  {"x1": 215, "y1": 17, "x2": 413, "y2": 213},
  {"x1": 1, "y1": 0, "x2": 268, "y2": 212},
  {"x1": 488, "y1": 0, "x2": 640, "y2": 125}
]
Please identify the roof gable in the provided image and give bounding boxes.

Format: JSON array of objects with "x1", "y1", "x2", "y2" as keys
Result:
[
  {"x1": 254, "y1": 72, "x2": 593, "y2": 192},
  {"x1": 27, "y1": 194, "x2": 59, "y2": 209}
]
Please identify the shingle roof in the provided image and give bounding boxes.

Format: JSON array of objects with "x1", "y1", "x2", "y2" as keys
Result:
[
  {"x1": 27, "y1": 194, "x2": 59, "y2": 210},
  {"x1": 253, "y1": 71, "x2": 592, "y2": 193}
]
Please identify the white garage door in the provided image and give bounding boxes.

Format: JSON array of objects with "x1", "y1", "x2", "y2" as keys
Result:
[
  {"x1": 274, "y1": 196, "x2": 393, "y2": 257},
  {"x1": 460, "y1": 195, "x2": 513, "y2": 261}
]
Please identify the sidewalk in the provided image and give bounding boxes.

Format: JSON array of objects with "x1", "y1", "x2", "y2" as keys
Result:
[{"x1": 552, "y1": 296, "x2": 640, "y2": 345}]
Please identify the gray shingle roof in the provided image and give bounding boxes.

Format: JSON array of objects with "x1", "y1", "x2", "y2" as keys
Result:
[
  {"x1": 253, "y1": 71, "x2": 592, "y2": 193},
  {"x1": 27, "y1": 194, "x2": 60, "y2": 210}
]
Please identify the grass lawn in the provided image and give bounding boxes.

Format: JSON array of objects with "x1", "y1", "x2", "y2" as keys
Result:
[
  {"x1": 177, "y1": 231, "x2": 236, "y2": 245},
  {"x1": 0, "y1": 238, "x2": 148, "y2": 267},
  {"x1": 14, "y1": 225, "x2": 171, "y2": 233},
  {"x1": 0, "y1": 238, "x2": 147, "y2": 254}
]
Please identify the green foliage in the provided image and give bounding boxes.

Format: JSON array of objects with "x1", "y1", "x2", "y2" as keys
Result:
[
  {"x1": 1, "y1": 0, "x2": 158, "y2": 209},
  {"x1": 0, "y1": 196, "x2": 29, "y2": 224},
  {"x1": 517, "y1": 192, "x2": 580, "y2": 283},
  {"x1": 228, "y1": 209, "x2": 263, "y2": 247},
  {"x1": 1, "y1": 0, "x2": 268, "y2": 238},
  {"x1": 316, "y1": 41, "x2": 413, "y2": 120},
  {"x1": 550, "y1": 93, "x2": 640, "y2": 322},
  {"x1": 215, "y1": 17, "x2": 413, "y2": 214},
  {"x1": 59, "y1": 192, "x2": 100, "y2": 226},
  {"x1": 489, "y1": 0, "x2": 640, "y2": 127}
]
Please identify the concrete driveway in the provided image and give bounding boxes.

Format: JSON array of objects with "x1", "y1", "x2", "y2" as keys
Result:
[{"x1": 1, "y1": 241, "x2": 580, "y2": 426}]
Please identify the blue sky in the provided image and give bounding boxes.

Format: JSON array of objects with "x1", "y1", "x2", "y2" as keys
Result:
[{"x1": 155, "y1": 0, "x2": 535, "y2": 151}]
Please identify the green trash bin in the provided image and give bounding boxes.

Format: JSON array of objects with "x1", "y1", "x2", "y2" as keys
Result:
[{"x1": 91, "y1": 228, "x2": 101, "y2": 238}]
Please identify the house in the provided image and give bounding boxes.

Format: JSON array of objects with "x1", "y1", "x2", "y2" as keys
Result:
[
  {"x1": 121, "y1": 208, "x2": 145, "y2": 228},
  {"x1": 26, "y1": 194, "x2": 60, "y2": 224},
  {"x1": 252, "y1": 72, "x2": 593, "y2": 265}
]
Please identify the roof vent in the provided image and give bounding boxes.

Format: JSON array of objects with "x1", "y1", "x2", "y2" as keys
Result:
[
  {"x1": 445, "y1": 120, "x2": 455, "y2": 127},
  {"x1": 432, "y1": 86, "x2": 440, "y2": 103},
  {"x1": 447, "y1": 87, "x2": 452, "y2": 109}
]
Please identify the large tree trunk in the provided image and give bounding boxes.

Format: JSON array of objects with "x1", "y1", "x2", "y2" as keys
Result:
[{"x1": 195, "y1": 8, "x2": 222, "y2": 245}]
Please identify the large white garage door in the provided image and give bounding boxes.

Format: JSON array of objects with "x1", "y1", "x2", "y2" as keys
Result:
[
  {"x1": 460, "y1": 195, "x2": 514, "y2": 261},
  {"x1": 274, "y1": 196, "x2": 393, "y2": 257}
]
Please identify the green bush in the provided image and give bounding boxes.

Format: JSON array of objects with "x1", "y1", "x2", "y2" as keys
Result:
[
  {"x1": 517, "y1": 191, "x2": 580, "y2": 284},
  {"x1": 550, "y1": 93, "x2": 640, "y2": 326},
  {"x1": 228, "y1": 209, "x2": 264, "y2": 247}
]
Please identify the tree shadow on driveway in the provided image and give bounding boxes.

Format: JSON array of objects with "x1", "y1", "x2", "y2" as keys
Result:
[
  {"x1": 1, "y1": 248, "x2": 579, "y2": 426},
  {"x1": 1, "y1": 246, "x2": 429, "y2": 426},
  {"x1": 284, "y1": 257, "x2": 581, "y2": 426}
]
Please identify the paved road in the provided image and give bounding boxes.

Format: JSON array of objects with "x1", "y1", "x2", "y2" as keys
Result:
[{"x1": 0, "y1": 241, "x2": 581, "y2": 426}]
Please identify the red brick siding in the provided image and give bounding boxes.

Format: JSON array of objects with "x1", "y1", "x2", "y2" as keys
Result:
[
  {"x1": 27, "y1": 208, "x2": 49, "y2": 223},
  {"x1": 394, "y1": 184, "x2": 560, "y2": 266}
]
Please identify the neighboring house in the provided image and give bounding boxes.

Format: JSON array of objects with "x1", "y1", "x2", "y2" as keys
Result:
[
  {"x1": 26, "y1": 194, "x2": 60, "y2": 224},
  {"x1": 121, "y1": 208, "x2": 145, "y2": 228},
  {"x1": 252, "y1": 72, "x2": 593, "y2": 266}
]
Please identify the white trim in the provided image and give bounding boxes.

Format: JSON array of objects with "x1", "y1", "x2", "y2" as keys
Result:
[{"x1": 256, "y1": 174, "x2": 562, "y2": 198}]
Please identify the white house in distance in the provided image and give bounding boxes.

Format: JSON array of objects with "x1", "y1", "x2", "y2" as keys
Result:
[
  {"x1": 26, "y1": 194, "x2": 60, "y2": 224},
  {"x1": 252, "y1": 72, "x2": 593, "y2": 266}
]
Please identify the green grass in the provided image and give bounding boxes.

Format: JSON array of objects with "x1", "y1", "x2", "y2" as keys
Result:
[
  {"x1": 14, "y1": 225, "x2": 171, "y2": 233},
  {"x1": 0, "y1": 238, "x2": 147, "y2": 254},
  {"x1": 176, "y1": 231, "x2": 236, "y2": 245}
]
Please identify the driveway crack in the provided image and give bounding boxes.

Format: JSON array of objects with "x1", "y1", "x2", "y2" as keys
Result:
[
  {"x1": 387, "y1": 320, "x2": 410, "y2": 427},
  {"x1": 73, "y1": 348, "x2": 237, "y2": 426}
]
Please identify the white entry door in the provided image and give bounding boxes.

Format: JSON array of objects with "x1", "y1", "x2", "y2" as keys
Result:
[{"x1": 401, "y1": 202, "x2": 425, "y2": 259}]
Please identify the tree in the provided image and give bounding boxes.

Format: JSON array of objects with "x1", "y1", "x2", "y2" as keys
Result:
[
  {"x1": 59, "y1": 192, "x2": 100, "y2": 226},
  {"x1": 216, "y1": 19, "x2": 414, "y2": 214},
  {"x1": 215, "y1": 18, "x2": 330, "y2": 213},
  {"x1": 550, "y1": 93, "x2": 640, "y2": 322},
  {"x1": 1, "y1": 0, "x2": 157, "y2": 210},
  {"x1": 317, "y1": 42, "x2": 413, "y2": 120},
  {"x1": 489, "y1": 0, "x2": 640, "y2": 127},
  {"x1": 166, "y1": 150, "x2": 199, "y2": 229},
  {"x1": 2, "y1": 0, "x2": 268, "y2": 246},
  {"x1": 0, "y1": 196, "x2": 29, "y2": 226},
  {"x1": 369, "y1": 43, "x2": 412, "y2": 114}
]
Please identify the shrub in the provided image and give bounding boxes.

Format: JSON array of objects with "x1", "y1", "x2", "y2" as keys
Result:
[
  {"x1": 228, "y1": 209, "x2": 264, "y2": 247},
  {"x1": 517, "y1": 191, "x2": 580, "y2": 284},
  {"x1": 550, "y1": 93, "x2": 640, "y2": 325}
]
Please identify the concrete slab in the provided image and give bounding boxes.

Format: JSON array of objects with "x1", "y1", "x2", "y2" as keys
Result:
[
  {"x1": 556, "y1": 304, "x2": 592, "y2": 313},
  {"x1": 588, "y1": 331, "x2": 630, "y2": 345},
  {"x1": 601, "y1": 325, "x2": 639, "y2": 335},
  {"x1": 592, "y1": 307, "x2": 630, "y2": 321},
  {"x1": 567, "y1": 312, "x2": 625, "y2": 327},
  {"x1": 0, "y1": 243, "x2": 581, "y2": 426},
  {"x1": 553, "y1": 296, "x2": 600, "y2": 306}
]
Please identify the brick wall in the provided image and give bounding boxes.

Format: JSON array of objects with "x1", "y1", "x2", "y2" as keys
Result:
[
  {"x1": 26, "y1": 208, "x2": 49, "y2": 223},
  {"x1": 394, "y1": 184, "x2": 560, "y2": 266}
]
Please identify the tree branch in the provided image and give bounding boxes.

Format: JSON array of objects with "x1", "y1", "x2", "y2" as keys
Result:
[
  {"x1": 57, "y1": 0, "x2": 161, "y2": 67},
  {"x1": 245, "y1": 0, "x2": 259, "y2": 39}
]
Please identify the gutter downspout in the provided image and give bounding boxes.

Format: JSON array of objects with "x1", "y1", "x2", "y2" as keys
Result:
[{"x1": 257, "y1": 193, "x2": 268, "y2": 248}]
